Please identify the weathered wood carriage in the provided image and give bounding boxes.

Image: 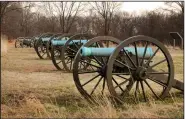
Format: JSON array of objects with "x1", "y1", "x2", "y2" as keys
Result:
[{"x1": 33, "y1": 33, "x2": 183, "y2": 103}]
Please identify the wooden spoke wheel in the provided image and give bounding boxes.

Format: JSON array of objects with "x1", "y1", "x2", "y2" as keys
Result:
[
  {"x1": 15, "y1": 38, "x2": 24, "y2": 48},
  {"x1": 30, "y1": 37, "x2": 35, "y2": 48},
  {"x1": 46, "y1": 33, "x2": 63, "y2": 59},
  {"x1": 106, "y1": 35, "x2": 174, "y2": 102},
  {"x1": 33, "y1": 35, "x2": 42, "y2": 51},
  {"x1": 73, "y1": 36, "x2": 120, "y2": 102},
  {"x1": 61, "y1": 33, "x2": 94, "y2": 72},
  {"x1": 50, "y1": 33, "x2": 73, "y2": 70},
  {"x1": 35, "y1": 33, "x2": 54, "y2": 59}
]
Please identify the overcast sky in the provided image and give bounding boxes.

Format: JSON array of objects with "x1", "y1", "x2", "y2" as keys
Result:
[
  {"x1": 121, "y1": 2, "x2": 166, "y2": 14},
  {"x1": 30, "y1": 2, "x2": 180, "y2": 16}
]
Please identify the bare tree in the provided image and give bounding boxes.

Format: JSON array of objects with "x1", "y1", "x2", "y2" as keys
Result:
[
  {"x1": 18, "y1": 2, "x2": 36, "y2": 36},
  {"x1": 54, "y1": 2, "x2": 82, "y2": 33},
  {"x1": 90, "y1": 2, "x2": 121, "y2": 36},
  {"x1": 164, "y1": 2, "x2": 184, "y2": 14},
  {"x1": 42, "y1": 2, "x2": 58, "y2": 32}
]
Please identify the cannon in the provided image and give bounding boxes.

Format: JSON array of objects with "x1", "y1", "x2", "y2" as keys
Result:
[
  {"x1": 50, "y1": 33, "x2": 74, "y2": 70},
  {"x1": 32, "y1": 35, "x2": 41, "y2": 49},
  {"x1": 34, "y1": 32, "x2": 70, "y2": 59},
  {"x1": 34, "y1": 33, "x2": 55, "y2": 59},
  {"x1": 15, "y1": 37, "x2": 34, "y2": 48},
  {"x1": 15, "y1": 37, "x2": 24, "y2": 48},
  {"x1": 30, "y1": 33, "x2": 184, "y2": 103},
  {"x1": 34, "y1": 32, "x2": 92, "y2": 71},
  {"x1": 50, "y1": 33, "x2": 94, "y2": 71},
  {"x1": 22, "y1": 37, "x2": 34, "y2": 48},
  {"x1": 72, "y1": 35, "x2": 184, "y2": 103},
  {"x1": 60, "y1": 33, "x2": 95, "y2": 72},
  {"x1": 45, "y1": 33, "x2": 68, "y2": 59}
]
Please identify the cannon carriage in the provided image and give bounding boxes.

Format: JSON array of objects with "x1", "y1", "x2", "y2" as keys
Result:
[
  {"x1": 72, "y1": 35, "x2": 184, "y2": 103},
  {"x1": 15, "y1": 37, "x2": 34, "y2": 48},
  {"x1": 15, "y1": 37, "x2": 24, "y2": 48},
  {"x1": 31, "y1": 32, "x2": 184, "y2": 103},
  {"x1": 34, "y1": 32, "x2": 69, "y2": 60},
  {"x1": 23, "y1": 37, "x2": 34, "y2": 47},
  {"x1": 45, "y1": 33, "x2": 67, "y2": 59},
  {"x1": 48, "y1": 33, "x2": 94, "y2": 71},
  {"x1": 50, "y1": 33, "x2": 74, "y2": 70},
  {"x1": 34, "y1": 33, "x2": 55, "y2": 59}
]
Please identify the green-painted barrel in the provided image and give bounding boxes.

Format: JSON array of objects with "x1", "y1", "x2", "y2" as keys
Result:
[
  {"x1": 81, "y1": 47, "x2": 153, "y2": 58},
  {"x1": 51, "y1": 39, "x2": 88, "y2": 46}
]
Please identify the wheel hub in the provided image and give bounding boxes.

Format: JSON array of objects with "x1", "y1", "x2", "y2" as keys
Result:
[
  {"x1": 99, "y1": 65, "x2": 106, "y2": 77},
  {"x1": 134, "y1": 66, "x2": 147, "y2": 81}
]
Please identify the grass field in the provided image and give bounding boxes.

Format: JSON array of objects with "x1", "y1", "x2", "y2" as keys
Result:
[{"x1": 1, "y1": 42, "x2": 184, "y2": 118}]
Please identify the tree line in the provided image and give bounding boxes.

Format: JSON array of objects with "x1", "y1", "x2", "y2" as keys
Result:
[{"x1": 1, "y1": 2, "x2": 184, "y2": 47}]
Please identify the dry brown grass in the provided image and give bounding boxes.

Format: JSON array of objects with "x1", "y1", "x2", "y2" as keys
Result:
[{"x1": 1, "y1": 43, "x2": 184, "y2": 118}]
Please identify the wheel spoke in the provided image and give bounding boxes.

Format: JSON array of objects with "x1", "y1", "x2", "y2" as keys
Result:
[
  {"x1": 140, "y1": 41, "x2": 148, "y2": 66},
  {"x1": 41, "y1": 52, "x2": 46, "y2": 57},
  {"x1": 145, "y1": 48, "x2": 159, "y2": 67},
  {"x1": 57, "y1": 60, "x2": 62, "y2": 64},
  {"x1": 114, "y1": 78, "x2": 130, "y2": 89},
  {"x1": 86, "y1": 57, "x2": 101, "y2": 67},
  {"x1": 140, "y1": 81, "x2": 147, "y2": 101},
  {"x1": 80, "y1": 60, "x2": 101, "y2": 69},
  {"x1": 90, "y1": 76, "x2": 103, "y2": 95},
  {"x1": 93, "y1": 56, "x2": 104, "y2": 66},
  {"x1": 112, "y1": 77, "x2": 125, "y2": 92},
  {"x1": 147, "y1": 72, "x2": 169, "y2": 74},
  {"x1": 115, "y1": 60, "x2": 135, "y2": 70},
  {"x1": 82, "y1": 74, "x2": 100, "y2": 86},
  {"x1": 135, "y1": 81, "x2": 139, "y2": 98},
  {"x1": 120, "y1": 78, "x2": 135, "y2": 96},
  {"x1": 114, "y1": 75, "x2": 128, "y2": 80},
  {"x1": 89, "y1": 64, "x2": 96, "y2": 71},
  {"x1": 65, "y1": 57, "x2": 71, "y2": 64},
  {"x1": 100, "y1": 57, "x2": 106, "y2": 65},
  {"x1": 147, "y1": 77, "x2": 167, "y2": 87},
  {"x1": 101, "y1": 78, "x2": 106, "y2": 94},
  {"x1": 123, "y1": 49, "x2": 137, "y2": 68},
  {"x1": 79, "y1": 61, "x2": 86, "y2": 68},
  {"x1": 70, "y1": 58, "x2": 73, "y2": 70},
  {"x1": 149, "y1": 59, "x2": 166, "y2": 69},
  {"x1": 71, "y1": 40, "x2": 79, "y2": 49},
  {"x1": 112, "y1": 73, "x2": 131, "y2": 75},
  {"x1": 143, "y1": 79, "x2": 159, "y2": 99},
  {"x1": 64, "y1": 56, "x2": 69, "y2": 60},
  {"x1": 54, "y1": 52, "x2": 60, "y2": 57}
]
